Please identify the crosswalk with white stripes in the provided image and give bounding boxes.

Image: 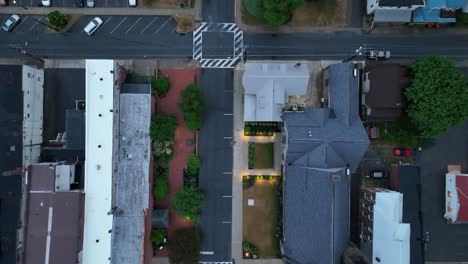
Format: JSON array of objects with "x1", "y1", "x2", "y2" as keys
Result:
[{"x1": 193, "y1": 22, "x2": 244, "y2": 68}]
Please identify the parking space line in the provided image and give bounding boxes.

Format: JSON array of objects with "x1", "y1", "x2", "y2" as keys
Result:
[
  {"x1": 110, "y1": 16, "x2": 127, "y2": 34},
  {"x1": 125, "y1": 17, "x2": 142, "y2": 34},
  {"x1": 222, "y1": 221, "x2": 231, "y2": 224},
  {"x1": 140, "y1": 17, "x2": 157, "y2": 34},
  {"x1": 222, "y1": 195, "x2": 232, "y2": 198},
  {"x1": 16, "y1": 16, "x2": 30, "y2": 31},
  {"x1": 29, "y1": 17, "x2": 42, "y2": 31},
  {"x1": 223, "y1": 113, "x2": 233, "y2": 116},
  {"x1": 103, "y1": 17, "x2": 112, "y2": 25},
  {"x1": 223, "y1": 136, "x2": 232, "y2": 139},
  {"x1": 223, "y1": 172, "x2": 232, "y2": 174},
  {"x1": 154, "y1": 16, "x2": 172, "y2": 35}
]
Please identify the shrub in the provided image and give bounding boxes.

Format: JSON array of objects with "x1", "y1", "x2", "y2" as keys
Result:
[
  {"x1": 47, "y1": 11, "x2": 67, "y2": 30},
  {"x1": 172, "y1": 185, "x2": 203, "y2": 222},
  {"x1": 150, "y1": 112, "x2": 178, "y2": 143},
  {"x1": 187, "y1": 154, "x2": 200, "y2": 175},
  {"x1": 178, "y1": 84, "x2": 206, "y2": 131},
  {"x1": 151, "y1": 228, "x2": 167, "y2": 247},
  {"x1": 153, "y1": 174, "x2": 169, "y2": 200},
  {"x1": 168, "y1": 227, "x2": 200, "y2": 264},
  {"x1": 244, "y1": 0, "x2": 305, "y2": 26},
  {"x1": 248, "y1": 143, "x2": 255, "y2": 169},
  {"x1": 152, "y1": 74, "x2": 170, "y2": 97}
]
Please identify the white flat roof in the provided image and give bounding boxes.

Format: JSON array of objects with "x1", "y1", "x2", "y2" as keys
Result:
[
  {"x1": 373, "y1": 191, "x2": 410, "y2": 264},
  {"x1": 82, "y1": 60, "x2": 115, "y2": 264}
]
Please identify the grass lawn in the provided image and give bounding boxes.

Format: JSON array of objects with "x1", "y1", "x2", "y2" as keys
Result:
[
  {"x1": 243, "y1": 178, "x2": 280, "y2": 258},
  {"x1": 249, "y1": 143, "x2": 274, "y2": 169}
]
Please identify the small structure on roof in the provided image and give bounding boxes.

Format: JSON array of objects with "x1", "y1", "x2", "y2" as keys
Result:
[
  {"x1": 445, "y1": 168, "x2": 468, "y2": 223},
  {"x1": 242, "y1": 62, "x2": 310, "y2": 122}
]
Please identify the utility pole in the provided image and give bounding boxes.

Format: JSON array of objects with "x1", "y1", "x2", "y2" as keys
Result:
[{"x1": 343, "y1": 46, "x2": 364, "y2": 63}]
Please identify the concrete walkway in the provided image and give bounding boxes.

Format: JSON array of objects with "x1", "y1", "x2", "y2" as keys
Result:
[
  {"x1": 231, "y1": 63, "x2": 283, "y2": 263},
  {"x1": 0, "y1": 6, "x2": 199, "y2": 18}
]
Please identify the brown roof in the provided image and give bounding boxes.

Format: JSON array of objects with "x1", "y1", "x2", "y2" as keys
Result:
[
  {"x1": 364, "y1": 63, "x2": 411, "y2": 121},
  {"x1": 24, "y1": 192, "x2": 84, "y2": 264},
  {"x1": 29, "y1": 164, "x2": 56, "y2": 192}
]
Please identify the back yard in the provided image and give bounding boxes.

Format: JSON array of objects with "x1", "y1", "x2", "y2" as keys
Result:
[
  {"x1": 248, "y1": 143, "x2": 274, "y2": 169},
  {"x1": 243, "y1": 177, "x2": 281, "y2": 258}
]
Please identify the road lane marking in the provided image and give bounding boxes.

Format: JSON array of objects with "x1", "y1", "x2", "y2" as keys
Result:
[
  {"x1": 125, "y1": 17, "x2": 142, "y2": 34},
  {"x1": 110, "y1": 16, "x2": 127, "y2": 34},
  {"x1": 140, "y1": 17, "x2": 157, "y2": 34},
  {"x1": 154, "y1": 16, "x2": 172, "y2": 35}
]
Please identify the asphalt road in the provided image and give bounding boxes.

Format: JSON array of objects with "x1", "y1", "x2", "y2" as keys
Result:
[
  {"x1": 202, "y1": 0, "x2": 234, "y2": 23},
  {"x1": 198, "y1": 69, "x2": 234, "y2": 262}
]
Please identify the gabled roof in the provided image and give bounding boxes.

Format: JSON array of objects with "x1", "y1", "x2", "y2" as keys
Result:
[{"x1": 282, "y1": 62, "x2": 369, "y2": 264}]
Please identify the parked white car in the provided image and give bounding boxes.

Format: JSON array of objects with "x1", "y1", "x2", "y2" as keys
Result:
[
  {"x1": 83, "y1": 17, "x2": 103, "y2": 36},
  {"x1": 87, "y1": 0, "x2": 94, "y2": 7},
  {"x1": 129, "y1": 0, "x2": 136, "y2": 6},
  {"x1": 42, "y1": 0, "x2": 51, "y2": 6},
  {"x1": 2, "y1": 14, "x2": 20, "y2": 32}
]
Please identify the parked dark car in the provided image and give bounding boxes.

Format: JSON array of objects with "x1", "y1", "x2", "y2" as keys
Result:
[
  {"x1": 393, "y1": 148, "x2": 411, "y2": 157},
  {"x1": 74, "y1": 0, "x2": 84, "y2": 7}
]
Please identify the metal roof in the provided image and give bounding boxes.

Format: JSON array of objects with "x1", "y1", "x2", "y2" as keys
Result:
[{"x1": 82, "y1": 60, "x2": 115, "y2": 264}]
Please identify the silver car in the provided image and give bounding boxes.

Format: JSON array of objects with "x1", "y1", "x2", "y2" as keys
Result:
[{"x1": 2, "y1": 14, "x2": 20, "y2": 32}]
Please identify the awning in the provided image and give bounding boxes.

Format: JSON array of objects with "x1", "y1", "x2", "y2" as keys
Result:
[{"x1": 374, "y1": 9, "x2": 413, "y2": 22}]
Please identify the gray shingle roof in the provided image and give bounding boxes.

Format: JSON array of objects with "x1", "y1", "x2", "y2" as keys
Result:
[{"x1": 282, "y1": 62, "x2": 369, "y2": 264}]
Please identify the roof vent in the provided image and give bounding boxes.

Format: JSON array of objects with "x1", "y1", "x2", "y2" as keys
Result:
[
  {"x1": 331, "y1": 175, "x2": 341, "y2": 183},
  {"x1": 307, "y1": 130, "x2": 312, "y2": 137}
]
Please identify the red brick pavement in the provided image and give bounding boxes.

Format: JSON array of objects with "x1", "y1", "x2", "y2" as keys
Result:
[{"x1": 153, "y1": 69, "x2": 198, "y2": 257}]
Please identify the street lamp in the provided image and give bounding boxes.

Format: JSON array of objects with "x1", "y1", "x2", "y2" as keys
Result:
[{"x1": 12, "y1": 0, "x2": 27, "y2": 10}]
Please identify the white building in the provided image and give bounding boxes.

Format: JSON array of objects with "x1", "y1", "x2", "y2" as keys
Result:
[
  {"x1": 242, "y1": 62, "x2": 309, "y2": 122},
  {"x1": 367, "y1": 0, "x2": 424, "y2": 22}
]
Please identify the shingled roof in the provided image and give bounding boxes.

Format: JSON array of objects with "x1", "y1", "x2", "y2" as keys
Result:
[{"x1": 282, "y1": 62, "x2": 369, "y2": 264}]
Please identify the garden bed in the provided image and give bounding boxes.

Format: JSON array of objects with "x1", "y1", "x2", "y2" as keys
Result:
[
  {"x1": 248, "y1": 143, "x2": 274, "y2": 169},
  {"x1": 244, "y1": 122, "x2": 281, "y2": 137},
  {"x1": 242, "y1": 177, "x2": 281, "y2": 258}
]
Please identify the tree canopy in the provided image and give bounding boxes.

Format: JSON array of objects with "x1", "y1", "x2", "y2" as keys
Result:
[
  {"x1": 152, "y1": 73, "x2": 170, "y2": 97},
  {"x1": 187, "y1": 154, "x2": 200, "y2": 175},
  {"x1": 172, "y1": 185, "x2": 203, "y2": 222},
  {"x1": 168, "y1": 227, "x2": 200, "y2": 264},
  {"x1": 405, "y1": 56, "x2": 468, "y2": 138},
  {"x1": 47, "y1": 11, "x2": 67, "y2": 30},
  {"x1": 150, "y1": 112, "x2": 178, "y2": 143},
  {"x1": 244, "y1": 0, "x2": 304, "y2": 26},
  {"x1": 178, "y1": 84, "x2": 206, "y2": 131}
]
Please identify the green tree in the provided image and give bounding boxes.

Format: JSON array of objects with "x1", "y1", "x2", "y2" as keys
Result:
[
  {"x1": 405, "y1": 56, "x2": 468, "y2": 138},
  {"x1": 172, "y1": 185, "x2": 203, "y2": 222},
  {"x1": 150, "y1": 112, "x2": 178, "y2": 143},
  {"x1": 153, "y1": 174, "x2": 169, "y2": 200},
  {"x1": 178, "y1": 84, "x2": 206, "y2": 131},
  {"x1": 187, "y1": 154, "x2": 200, "y2": 175},
  {"x1": 168, "y1": 227, "x2": 200, "y2": 264},
  {"x1": 47, "y1": 11, "x2": 67, "y2": 30},
  {"x1": 244, "y1": 0, "x2": 304, "y2": 26},
  {"x1": 151, "y1": 228, "x2": 167, "y2": 247},
  {"x1": 152, "y1": 74, "x2": 170, "y2": 97}
]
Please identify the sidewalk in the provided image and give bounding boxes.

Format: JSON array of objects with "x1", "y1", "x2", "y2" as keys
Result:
[{"x1": 0, "y1": 6, "x2": 199, "y2": 18}]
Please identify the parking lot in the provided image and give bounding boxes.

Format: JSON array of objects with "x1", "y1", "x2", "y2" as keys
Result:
[
  {"x1": 71, "y1": 15, "x2": 177, "y2": 36},
  {"x1": 0, "y1": 14, "x2": 179, "y2": 37},
  {"x1": 12, "y1": 0, "x2": 131, "y2": 8}
]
